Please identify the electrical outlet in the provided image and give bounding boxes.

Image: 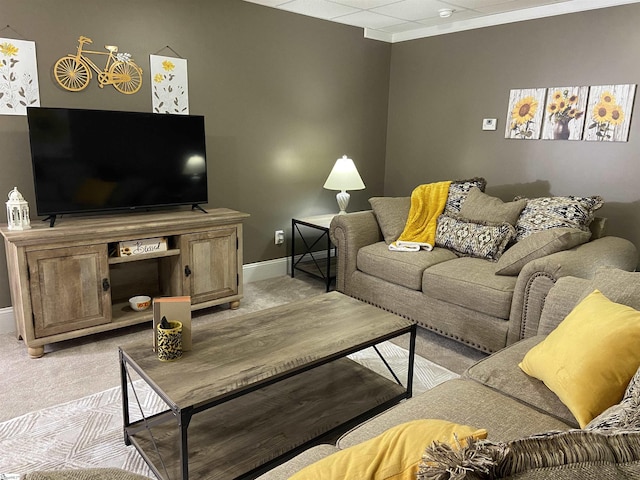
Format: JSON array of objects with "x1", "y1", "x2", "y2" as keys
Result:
[{"x1": 275, "y1": 230, "x2": 285, "y2": 245}]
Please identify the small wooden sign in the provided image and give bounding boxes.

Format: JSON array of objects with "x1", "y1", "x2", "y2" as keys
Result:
[{"x1": 119, "y1": 237, "x2": 167, "y2": 256}]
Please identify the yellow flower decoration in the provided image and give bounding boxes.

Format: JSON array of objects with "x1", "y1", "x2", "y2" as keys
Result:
[
  {"x1": 609, "y1": 105, "x2": 624, "y2": 125},
  {"x1": 552, "y1": 90, "x2": 563, "y2": 101},
  {"x1": 547, "y1": 102, "x2": 559, "y2": 115},
  {"x1": 512, "y1": 96, "x2": 538, "y2": 125},
  {"x1": 593, "y1": 103, "x2": 611, "y2": 122},
  {"x1": 600, "y1": 91, "x2": 616, "y2": 104},
  {"x1": 154, "y1": 73, "x2": 164, "y2": 83},
  {"x1": 0, "y1": 42, "x2": 19, "y2": 57},
  {"x1": 162, "y1": 60, "x2": 175, "y2": 72}
]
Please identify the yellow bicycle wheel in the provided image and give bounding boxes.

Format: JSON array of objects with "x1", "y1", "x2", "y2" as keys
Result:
[
  {"x1": 54, "y1": 56, "x2": 90, "y2": 92},
  {"x1": 110, "y1": 61, "x2": 142, "y2": 94}
]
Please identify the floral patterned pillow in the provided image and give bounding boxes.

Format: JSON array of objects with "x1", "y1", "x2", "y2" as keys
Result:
[
  {"x1": 435, "y1": 214, "x2": 515, "y2": 261},
  {"x1": 586, "y1": 365, "x2": 640, "y2": 431},
  {"x1": 443, "y1": 177, "x2": 487, "y2": 216},
  {"x1": 514, "y1": 195, "x2": 604, "y2": 242}
]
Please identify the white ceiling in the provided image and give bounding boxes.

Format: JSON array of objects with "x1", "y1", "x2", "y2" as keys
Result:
[{"x1": 243, "y1": 0, "x2": 640, "y2": 42}]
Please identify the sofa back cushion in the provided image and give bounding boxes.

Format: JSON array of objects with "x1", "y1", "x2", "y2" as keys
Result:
[
  {"x1": 495, "y1": 227, "x2": 591, "y2": 276},
  {"x1": 369, "y1": 197, "x2": 411, "y2": 244},
  {"x1": 460, "y1": 187, "x2": 526, "y2": 226}
]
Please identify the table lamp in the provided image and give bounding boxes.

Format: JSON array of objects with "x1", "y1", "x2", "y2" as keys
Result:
[{"x1": 323, "y1": 155, "x2": 365, "y2": 214}]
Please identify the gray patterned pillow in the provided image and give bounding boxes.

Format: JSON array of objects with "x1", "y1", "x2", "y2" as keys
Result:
[
  {"x1": 443, "y1": 177, "x2": 487, "y2": 216},
  {"x1": 514, "y1": 195, "x2": 604, "y2": 241},
  {"x1": 586, "y1": 365, "x2": 640, "y2": 431},
  {"x1": 435, "y1": 214, "x2": 515, "y2": 261}
]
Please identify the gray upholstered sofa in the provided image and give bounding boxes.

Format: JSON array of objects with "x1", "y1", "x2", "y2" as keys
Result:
[
  {"x1": 329, "y1": 183, "x2": 638, "y2": 353},
  {"x1": 258, "y1": 267, "x2": 640, "y2": 479}
]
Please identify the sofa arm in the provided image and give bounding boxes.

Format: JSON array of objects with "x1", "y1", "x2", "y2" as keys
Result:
[
  {"x1": 330, "y1": 211, "x2": 382, "y2": 293},
  {"x1": 508, "y1": 236, "x2": 638, "y2": 344}
]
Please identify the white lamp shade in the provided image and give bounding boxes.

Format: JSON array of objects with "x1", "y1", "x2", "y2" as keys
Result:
[{"x1": 323, "y1": 155, "x2": 365, "y2": 191}]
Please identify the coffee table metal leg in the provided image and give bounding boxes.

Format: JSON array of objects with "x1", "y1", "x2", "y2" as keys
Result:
[
  {"x1": 406, "y1": 324, "x2": 417, "y2": 398},
  {"x1": 119, "y1": 349, "x2": 131, "y2": 446},
  {"x1": 179, "y1": 408, "x2": 193, "y2": 479}
]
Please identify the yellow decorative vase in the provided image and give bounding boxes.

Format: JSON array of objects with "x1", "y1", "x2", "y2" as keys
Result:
[{"x1": 157, "y1": 321, "x2": 183, "y2": 362}]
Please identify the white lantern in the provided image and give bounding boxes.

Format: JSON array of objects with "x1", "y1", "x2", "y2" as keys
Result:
[{"x1": 6, "y1": 187, "x2": 31, "y2": 231}]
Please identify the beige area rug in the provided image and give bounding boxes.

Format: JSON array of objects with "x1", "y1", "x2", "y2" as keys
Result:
[{"x1": 0, "y1": 342, "x2": 458, "y2": 478}]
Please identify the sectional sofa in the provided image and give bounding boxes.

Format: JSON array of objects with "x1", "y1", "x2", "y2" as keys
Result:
[{"x1": 258, "y1": 267, "x2": 640, "y2": 479}]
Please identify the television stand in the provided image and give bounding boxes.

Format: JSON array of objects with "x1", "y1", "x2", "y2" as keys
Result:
[
  {"x1": 1, "y1": 208, "x2": 249, "y2": 358},
  {"x1": 42, "y1": 214, "x2": 58, "y2": 228},
  {"x1": 192, "y1": 204, "x2": 208, "y2": 214}
]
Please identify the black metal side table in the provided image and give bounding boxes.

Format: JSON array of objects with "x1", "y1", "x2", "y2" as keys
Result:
[{"x1": 291, "y1": 214, "x2": 336, "y2": 292}]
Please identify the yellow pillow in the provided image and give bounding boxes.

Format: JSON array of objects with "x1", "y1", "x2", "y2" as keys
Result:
[
  {"x1": 519, "y1": 289, "x2": 640, "y2": 428},
  {"x1": 289, "y1": 419, "x2": 487, "y2": 480}
]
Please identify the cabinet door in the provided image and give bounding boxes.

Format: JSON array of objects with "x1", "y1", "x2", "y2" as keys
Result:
[
  {"x1": 181, "y1": 227, "x2": 238, "y2": 304},
  {"x1": 28, "y1": 244, "x2": 112, "y2": 338}
]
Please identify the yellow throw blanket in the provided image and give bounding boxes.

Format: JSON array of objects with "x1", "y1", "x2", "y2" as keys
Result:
[{"x1": 394, "y1": 181, "x2": 451, "y2": 248}]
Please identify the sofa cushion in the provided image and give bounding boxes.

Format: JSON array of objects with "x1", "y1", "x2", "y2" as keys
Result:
[
  {"x1": 538, "y1": 268, "x2": 640, "y2": 336},
  {"x1": 514, "y1": 195, "x2": 604, "y2": 241},
  {"x1": 519, "y1": 290, "x2": 640, "y2": 428},
  {"x1": 369, "y1": 197, "x2": 411, "y2": 244},
  {"x1": 255, "y1": 445, "x2": 341, "y2": 480},
  {"x1": 357, "y1": 242, "x2": 457, "y2": 291},
  {"x1": 495, "y1": 227, "x2": 591, "y2": 276},
  {"x1": 587, "y1": 364, "x2": 640, "y2": 431},
  {"x1": 422, "y1": 257, "x2": 517, "y2": 319},
  {"x1": 288, "y1": 419, "x2": 487, "y2": 480},
  {"x1": 443, "y1": 177, "x2": 487, "y2": 216},
  {"x1": 465, "y1": 336, "x2": 578, "y2": 427},
  {"x1": 338, "y1": 379, "x2": 573, "y2": 449},
  {"x1": 460, "y1": 187, "x2": 526, "y2": 226},
  {"x1": 435, "y1": 215, "x2": 515, "y2": 261}
]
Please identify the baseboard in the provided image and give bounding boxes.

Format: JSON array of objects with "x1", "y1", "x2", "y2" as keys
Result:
[
  {"x1": 0, "y1": 255, "x2": 312, "y2": 335},
  {"x1": 0, "y1": 306, "x2": 14, "y2": 335}
]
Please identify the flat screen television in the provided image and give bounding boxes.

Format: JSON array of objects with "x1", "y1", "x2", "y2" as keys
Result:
[{"x1": 26, "y1": 107, "x2": 208, "y2": 225}]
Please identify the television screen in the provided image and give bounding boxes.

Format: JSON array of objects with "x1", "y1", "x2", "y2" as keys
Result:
[{"x1": 26, "y1": 107, "x2": 208, "y2": 218}]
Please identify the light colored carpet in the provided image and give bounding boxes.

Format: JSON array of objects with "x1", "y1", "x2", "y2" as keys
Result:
[
  {"x1": 0, "y1": 341, "x2": 458, "y2": 478},
  {"x1": 0, "y1": 275, "x2": 483, "y2": 424}
]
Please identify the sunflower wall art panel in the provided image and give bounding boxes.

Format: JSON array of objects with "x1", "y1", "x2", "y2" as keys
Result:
[
  {"x1": 541, "y1": 86, "x2": 589, "y2": 141},
  {"x1": 583, "y1": 84, "x2": 636, "y2": 142},
  {"x1": 505, "y1": 88, "x2": 546, "y2": 140}
]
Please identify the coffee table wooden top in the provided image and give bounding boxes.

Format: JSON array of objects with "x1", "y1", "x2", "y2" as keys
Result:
[{"x1": 120, "y1": 292, "x2": 412, "y2": 410}]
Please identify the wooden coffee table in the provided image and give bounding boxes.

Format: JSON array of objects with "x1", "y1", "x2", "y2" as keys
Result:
[{"x1": 119, "y1": 292, "x2": 416, "y2": 480}]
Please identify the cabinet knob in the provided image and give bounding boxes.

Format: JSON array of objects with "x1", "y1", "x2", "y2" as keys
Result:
[
  {"x1": 185, "y1": 265, "x2": 191, "y2": 277},
  {"x1": 102, "y1": 278, "x2": 110, "y2": 291}
]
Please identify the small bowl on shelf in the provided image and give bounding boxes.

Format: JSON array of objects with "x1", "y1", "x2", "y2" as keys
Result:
[{"x1": 129, "y1": 295, "x2": 151, "y2": 311}]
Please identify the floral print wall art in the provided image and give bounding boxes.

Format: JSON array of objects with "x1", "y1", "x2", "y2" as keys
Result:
[
  {"x1": 583, "y1": 84, "x2": 636, "y2": 142},
  {"x1": 150, "y1": 54, "x2": 189, "y2": 114},
  {"x1": 0, "y1": 38, "x2": 40, "y2": 115},
  {"x1": 541, "y1": 86, "x2": 588, "y2": 140},
  {"x1": 505, "y1": 88, "x2": 546, "y2": 139}
]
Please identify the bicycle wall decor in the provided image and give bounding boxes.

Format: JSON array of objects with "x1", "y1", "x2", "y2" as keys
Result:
[{"x1": 53, "y1": 36, "x2": 142, "y2": 94}]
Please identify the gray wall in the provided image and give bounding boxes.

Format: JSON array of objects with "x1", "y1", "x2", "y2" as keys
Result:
[
  {"x1": 0, "y1": 0, "x2": 391, "y2": 307},
  {"x1": 385, "y1": 4, "x2": 640, "y2": 254}
]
